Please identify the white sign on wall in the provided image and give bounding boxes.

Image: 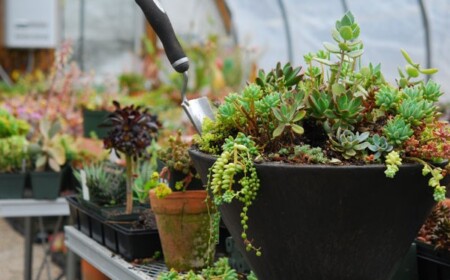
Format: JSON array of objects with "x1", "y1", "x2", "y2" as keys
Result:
[{"x1": 4, "y1": 0, "x2": 59, "y2": 48}]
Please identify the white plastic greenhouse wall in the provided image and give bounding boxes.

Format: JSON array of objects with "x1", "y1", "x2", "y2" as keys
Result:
[{"x1": 61, "y1": 0, "x2": 450, "y2": 100}]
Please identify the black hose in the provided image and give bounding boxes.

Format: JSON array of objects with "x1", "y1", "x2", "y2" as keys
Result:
[{"x1": 276, "y1": 0, "x2": 293, "y2": 63}]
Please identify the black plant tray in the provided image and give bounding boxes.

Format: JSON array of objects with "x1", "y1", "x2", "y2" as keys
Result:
[
  {"x1": 65, "y1": 196, "x2": 161, "y2": 260},
  {"x1": 113, "y1": 223, "x2": 161, "y2": 261},
  {"x1": 416, "y1": 241, "x2": 450, "y2": 280}
]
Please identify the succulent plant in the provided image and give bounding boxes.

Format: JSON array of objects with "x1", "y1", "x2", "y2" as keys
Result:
[
  {"x1": 74, "y1": 162, "x2": 126, "y2": 206},
  {"x1": 255, "y1": 62, "x2": 303, "y2": 92},
  {"x1": 102, "y1": 101, "x2": 159, "y2": 158},
  {"x1": 375, "y1": 85, "x2": 400, "y2": 112},
  {"x1": 417, "y1": 202, "x2": 450, "y2": 251},
  {"x1": 290, "y1": 144, "x2": 329, "y2": 164},
  {"x1": 102, "y1": 100, "x2": 160, "y2": 214},
  {"x1": 0, "y1": 135, "x2": 29, "y2": 172},
  {"x1": 383, "y1": 116, "x2": 413, "y2": 145},
  {"x1": 422, "y1": 80, "x2": 442, "y2": 102},
  {"x1": 367, "y1": 134, "x2": 393, "y2": 160},
  {"x1": 133, "y1": 160, "x2": 159, "y2": 204},
  {"x1": 28, "y1": 119, "x2": 66, "y2": 172},
  {"x1": 329, "y1": 128, "x2": 370, "y2": 159},
  {"x1": 329, "y1": 92, "x2": 364, "y2": 130},
  {"x1": 0, "y1": 108, "x2": 30, "y2": 138}
]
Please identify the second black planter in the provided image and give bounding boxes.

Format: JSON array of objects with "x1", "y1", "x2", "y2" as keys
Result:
[
  {"x1": 190, "y1": 149, "x2": 444, "y2": 280},
  {"x1": 30, "y1": 171, "x2": 62, "y2": 199}
]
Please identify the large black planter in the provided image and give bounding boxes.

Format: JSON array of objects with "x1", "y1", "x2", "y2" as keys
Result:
[
  {"x1": 189, "y1": 149, "x2": 444, "y2": 280},
  {"x1": 0, "y1": 172, "x2": 26, "y2": 199}
]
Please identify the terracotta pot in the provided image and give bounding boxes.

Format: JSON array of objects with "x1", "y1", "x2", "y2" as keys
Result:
[
  {"x1": 149, "y1": 189, "x2": 215, "y2": 271},
  {"x1": 81, "y1": 259, "x2": 109, "y2": 280}
]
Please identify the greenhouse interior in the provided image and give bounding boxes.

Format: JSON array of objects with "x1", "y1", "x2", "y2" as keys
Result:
[{"x1": 1, "y1": 0, "x2": 450, "y2": 279}]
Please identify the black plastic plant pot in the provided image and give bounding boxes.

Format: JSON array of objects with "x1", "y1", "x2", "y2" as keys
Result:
[
  {"x1": 114, "y1": 224, "x2": 162, "y2": 261},
  {"x1": 30, "y1": 171, "x2": 62, "y2": 199},
  {"x1": 66, "y1": 196, "x2": 92, "y2": 237},
  {"x1": 82, "y1": 109, "x2": 110, "y2": 139},
  {"x1": 100, "y1": 205, "x2": 146, "y2": 221},
  {"x1": 66, "y1": 197, "x2": 80, "y2": 230},
  {"x1": 0, "y1": 172, "x2": 26, "y2": 199},
  {"x1": 189, "y1": 148, "x2": 446, "y2": 280},
  {"x1": 103, "y1": 222, "x2": 119, "y2": 253},
  {"x1": 416, "y1": 241, "x2": 450, "y2": 280}
]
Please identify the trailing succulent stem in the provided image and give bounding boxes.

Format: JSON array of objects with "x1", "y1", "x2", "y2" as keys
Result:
[{"x1": 208, "y1": 133, "x2": 262, "y2": 256}]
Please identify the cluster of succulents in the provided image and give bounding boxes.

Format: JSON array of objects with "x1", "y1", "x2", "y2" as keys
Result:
[{"x1": 195, "y1": 11, "x2": 450, "y2": 255}]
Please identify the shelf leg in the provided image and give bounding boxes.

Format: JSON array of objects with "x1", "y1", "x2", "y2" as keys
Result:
[{"x1": 24, "y1": 216, "x2": 33, "y2": 280}]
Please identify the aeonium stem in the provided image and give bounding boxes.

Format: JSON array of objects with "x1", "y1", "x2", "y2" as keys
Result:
[{"x1": 125, "y1": 155, "x2": 134, "y2": 214}]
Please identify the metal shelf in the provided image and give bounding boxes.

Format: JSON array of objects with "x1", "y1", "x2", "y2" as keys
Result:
[
  {"x1": 0, "y1": 197, "x2": 70, "y2": 217},
  {"x1": 64, "y1": 226, "x2": 168, "y2": 280}
]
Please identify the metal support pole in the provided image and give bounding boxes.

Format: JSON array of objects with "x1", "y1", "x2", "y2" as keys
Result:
[
  {"x1": 417, "y1": 0, "x2": 431, "y2": 81},
  {"x1": 24, "y1": 217, "x2": 33, "y2": 280},
  {"x1": 276, "y1": 0, "x2": 293, "y2": 63}
]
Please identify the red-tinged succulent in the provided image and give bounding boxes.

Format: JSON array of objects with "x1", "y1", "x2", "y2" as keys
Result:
[
  {"x1": 417, "y1": 201, "x2": 450, "y2": 251},
  {"x1": 102, "y1": 101, "x2": 160, "y2": 158},
  {"x1": 404, "y1": 121, "x2": 450, "y2": 160}
]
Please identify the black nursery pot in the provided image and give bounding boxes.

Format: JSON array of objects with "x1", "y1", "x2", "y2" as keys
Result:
[
  {"x1": 189, "y1": 149, "x2": 445, "y2": 280},
  {"x1": 416, "y1": 241, "x2": 450, "y2": 280},
  {"x1": 0, "y1": 172, "x2": 26, "y2": 199},
  {"x1": 82, "y1": 109, "x2": 110, "y2": 139},
  {"x1": 114, "y1": 224, "x2": 162, "y2": 261},
  {"x1": 30, "y1": 171, "x2": 62, "y2": 199}
]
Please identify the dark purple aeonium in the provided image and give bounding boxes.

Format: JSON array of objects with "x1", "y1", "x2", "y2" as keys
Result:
[
  {"x1": 101, "y1": 100, "x2": 160, "y2": 213},
  {"x1": 102, "y1": 100, "x2": 160, "y2": 158}
]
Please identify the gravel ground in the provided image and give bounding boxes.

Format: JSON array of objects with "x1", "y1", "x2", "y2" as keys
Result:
[{"x1": 0, "y1": 218, "x2": 64, "y2": 280}]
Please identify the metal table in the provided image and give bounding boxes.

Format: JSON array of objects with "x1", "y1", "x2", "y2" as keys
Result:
[
  {"x1": 0, "y1": 198, "x2": 70, "y2": 280},
  {"x1": 64, "y1": 226, "x2": 168, "y2": 280}
]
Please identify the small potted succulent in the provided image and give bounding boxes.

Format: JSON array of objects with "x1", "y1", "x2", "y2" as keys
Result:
[
  {"x1": 416, "y1": 200, "x2": 450, "y2": 280},
  {"x1": 0, "y1": 135, "x2": 30, "y2": 198},
  {"x1": 0, "y1": 108, "x2": 30, "y2": 198},
  {"x1": 189, "y1": 12, "x2": 450, "y2": 279},
  {"x1": 149, "y1": 130, "x2": 215, "y2": 272},
  {"x1": 28, "y1": 118, "x2": 67, "y2": 199}
]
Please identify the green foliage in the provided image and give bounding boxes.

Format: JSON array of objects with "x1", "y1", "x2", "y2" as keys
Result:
[
  {"x1": 208, "y1": 133, "x2": 261, "y2": 255},
  {"x1": 375, "y1": 86, "x2": 400, "y2": 112},
  {"x1": 367, "y1": 134, "x2": 393, "y2": 160},
  {"x1": 133, "y1": 160, "x2": 159, "y2": 204},
  {"x1": 157, "y1": 258, "x2": 242, "y2": 280},
  {"x1": 255, "y1": 62, "x2": 303, "y2": 92},
  {"x1": 0, "y1": 135, "x2": 29, "y2": 172},
  {"x1": 383, "y1": 116, "x2": 413, "y2": 145},
  {"x1": 329, "y1": 128, "x2": 369, "y2": 159},
  {"x1": 158, "y1": 130, "x2": 199, "y2": 191},
  {"x1": 290, "y1": 145, "x2": 329, "y2": 164},
  {"x1": 73, "y1": 162, "x2": 126, "y2": 206},
  {"x1": 28, "y1": 119, "x2": 66, "y2": 172},
  {"x1": 0, "y1": 109, "x2": 30, "y2": 138},
  {"x1": 384, "y1": 151, "x2": 402, "y2": 178},
  {"x1": 118, "y1": 73, "x2": 146, "y2": 93}
]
